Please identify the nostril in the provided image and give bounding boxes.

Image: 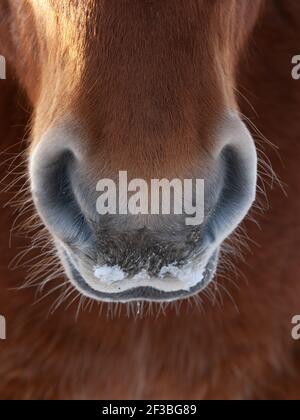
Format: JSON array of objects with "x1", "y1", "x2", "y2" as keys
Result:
[
  {"x1": 30, "y1": 149, "x2": 92, "y2": 245},
  {"x1": 204, "y1": 121, "x2": 257, "y2": 245}
]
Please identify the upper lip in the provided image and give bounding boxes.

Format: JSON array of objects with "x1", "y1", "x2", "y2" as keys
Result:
[{"x1": 60, "y1": 247, "x2": 219, "y2": 302}]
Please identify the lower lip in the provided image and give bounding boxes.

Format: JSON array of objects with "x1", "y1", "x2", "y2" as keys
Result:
[{"x1": 61, "y1": 249, "x2": 219, "y2": 303}]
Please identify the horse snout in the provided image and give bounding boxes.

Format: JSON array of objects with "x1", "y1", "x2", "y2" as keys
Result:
[{"x1": 29, "y1": 114, "x2": 257, "y2": 302}]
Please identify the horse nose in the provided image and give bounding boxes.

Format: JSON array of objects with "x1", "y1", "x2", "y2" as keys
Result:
[
  {"x1": 29, "y1": 142, "x2": 207, "y2": 269},
  {"x1": 29, "y1": 113, "x2": 257, "y2": 291}
]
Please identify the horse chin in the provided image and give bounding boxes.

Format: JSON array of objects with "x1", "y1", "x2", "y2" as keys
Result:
[{"x1": 56, "y1": 242, "x2": 219, "y2": 303}]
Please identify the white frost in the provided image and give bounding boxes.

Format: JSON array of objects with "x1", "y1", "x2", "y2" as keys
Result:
[
  {"x1": 159, "y1": 263, "x2": 204, "y2": 287},
  {"x1": 92, "y1": 261, "x2": 205, "y2": 295},
  {"x1": 94, "y1": 265, "x2": 125, "y2": 284},
  {"x1": 159, "y1": 263, "x2": 181, "y2": 278}
]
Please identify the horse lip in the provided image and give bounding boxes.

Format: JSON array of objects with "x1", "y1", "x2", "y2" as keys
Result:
[{"x1": 59, "y1": 247, "x2": 219, "y2": 303}]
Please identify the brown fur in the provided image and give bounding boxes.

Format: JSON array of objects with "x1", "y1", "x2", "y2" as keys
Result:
[{"x1": 1, "y1": 0, "x2": 300, "y2": 399}]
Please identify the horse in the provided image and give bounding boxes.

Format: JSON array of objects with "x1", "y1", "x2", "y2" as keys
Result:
[{"x1": 0, "y1": 0, "x2": 300, "y2": 399}]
